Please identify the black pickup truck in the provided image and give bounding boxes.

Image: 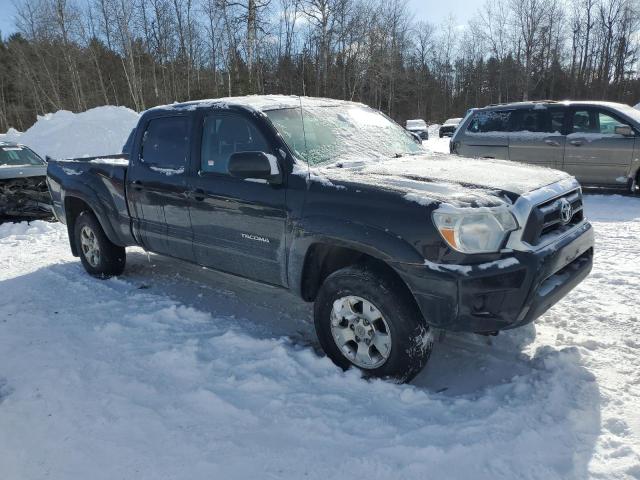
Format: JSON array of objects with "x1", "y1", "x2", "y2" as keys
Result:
[{"x1": 47, "y1": 95, "x2": 594, "y2": 382}]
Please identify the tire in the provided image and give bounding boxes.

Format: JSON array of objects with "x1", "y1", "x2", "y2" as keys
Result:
[
  {"x1": 74, "y1": 211, "x2": 126, "y2": 278},
  {"x1": 314, "y1": 265, "x2": 433, "y2": 383},
  {"x1": 439, "y1": 132, "x2": 443, "y2": 138}
]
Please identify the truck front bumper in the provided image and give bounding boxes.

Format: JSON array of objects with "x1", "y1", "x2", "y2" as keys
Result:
[{"x1": 392, "y1": 221, "x2": 594, "y2": 333}]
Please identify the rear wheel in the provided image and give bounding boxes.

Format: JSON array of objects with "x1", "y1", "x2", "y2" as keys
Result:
[
  {"x1": 314, "y1": 265, "x2": 433, "y2": 383},
  {"x1": 74, "y1": 211, "x2": 126, "y2": 278}
]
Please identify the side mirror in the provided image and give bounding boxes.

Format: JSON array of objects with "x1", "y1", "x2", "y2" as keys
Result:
[
  {"x1": 228, "y1": 151, "x2": 282, "y2": 184},
  {"x1": 615, "y1": 125, "x2": 634, "y2": 136}
]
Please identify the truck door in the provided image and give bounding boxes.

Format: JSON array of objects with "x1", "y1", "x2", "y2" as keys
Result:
[
  {"x1": 187, "y1": 110, "x2": 288, "y2": 286},
  {"x1": 563, "y1": 108, "x2": 635, "y2": 186},
  {"x1": 126, "y1": 115, "x2": 194, "y2": 260}
]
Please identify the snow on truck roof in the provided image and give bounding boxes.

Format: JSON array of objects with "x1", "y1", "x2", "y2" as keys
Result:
[
  {"x1": 149, "y1": 95, "x2": 365, "y2": 113},
  {"x1": 481, "y1": 100, "x2": 633, "y2": 110}
]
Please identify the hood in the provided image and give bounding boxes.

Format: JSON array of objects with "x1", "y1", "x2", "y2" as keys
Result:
[
  {"x1": 0, "y1": 164, "x2": 47, "y2": 180},
  {"x1": 314, "y1": 153, "x2": 571, "y2": 207}
]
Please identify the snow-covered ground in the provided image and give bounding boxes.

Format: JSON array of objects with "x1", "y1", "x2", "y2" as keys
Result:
[
  {"x1": 424, "y1": 132, "x2": 450, "y2": 154},
  {"x1": 1, "y1": 195, "x2": 639, "y2": 480},
  {"x1": 0, "y1": 117, "x2": 639, "y2": 479}
]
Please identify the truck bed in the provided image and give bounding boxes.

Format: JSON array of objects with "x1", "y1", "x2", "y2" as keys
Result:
[{"x1": 47, "y1": 154, "x2": 135, "y2": 248}]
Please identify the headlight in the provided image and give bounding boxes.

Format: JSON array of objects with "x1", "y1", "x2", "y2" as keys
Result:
[{"x1": 432, "y1": 207, "x2": 518, "y2": 254}]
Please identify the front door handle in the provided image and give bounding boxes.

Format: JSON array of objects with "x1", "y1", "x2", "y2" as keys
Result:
[
  {"x1": 570, "y1": 139, "x2": 584, "y2": 146},
  {"x1": 544, "y1": 139, "x2": 561, "y2": 147}
]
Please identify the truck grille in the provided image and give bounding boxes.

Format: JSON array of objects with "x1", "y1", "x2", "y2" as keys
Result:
[{"x1": 521, "y1": 189, "x2": 584, "y2": 246}]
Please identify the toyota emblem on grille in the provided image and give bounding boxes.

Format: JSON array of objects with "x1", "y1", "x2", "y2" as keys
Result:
[{"x1": 559, "y1": 198, "x2": 573, "y2": 224}]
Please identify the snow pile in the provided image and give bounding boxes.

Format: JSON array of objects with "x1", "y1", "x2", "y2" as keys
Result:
[
  {"x1": 0, "y1": 106, "x2": 139, "y2": 159},
  {"x1": 0, "y1": 195, "x2": 639, "y2": 479},
  {"x1": 634, "y1": 102, "x2": 639, "y2": 110},
  {"x1": 0, "y1": 127, "x2": 21, "y2": 139},
  {"x1": 0, "y1": 219, "x2": 58, "y2": 240}
]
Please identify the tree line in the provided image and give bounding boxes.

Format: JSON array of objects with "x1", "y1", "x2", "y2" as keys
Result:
[{"x1": 1, "y1": 0, "x2": 639, "y2": 132}]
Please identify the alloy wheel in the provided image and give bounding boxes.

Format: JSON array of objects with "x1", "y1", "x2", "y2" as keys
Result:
[
  {"x1": 330, "y1": 295, "x2": 392, "y2": 369},
  {"x1": 80, "y1": 225, "x2": 101, "y2": 267}
]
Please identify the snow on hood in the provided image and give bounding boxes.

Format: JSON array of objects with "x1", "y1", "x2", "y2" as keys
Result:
[{"x1": 312, "y1": 153, "x2": 570, "y2": 207}]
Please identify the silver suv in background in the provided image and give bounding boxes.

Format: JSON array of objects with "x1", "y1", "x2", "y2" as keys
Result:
[{"x1": 450, "y1": 101, "x2": 640, "y2": 192}]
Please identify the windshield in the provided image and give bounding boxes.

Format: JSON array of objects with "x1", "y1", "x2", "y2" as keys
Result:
[
  {"x1": 265, "y1": 105, "x2": 424, "y2": 166},
  {"x1": 0, "y1": 145, "x2": 45, "y2": 167},
  {"x1": 619, "y1": 105, "x2": 640, "y2": 125}
]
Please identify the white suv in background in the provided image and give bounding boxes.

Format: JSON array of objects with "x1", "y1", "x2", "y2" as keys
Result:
[
  {"x1": 450, "y1": 101, "x2": 640, "y2": 192},
  {"x1": 405, "y1": 119, "x2": 429, "y2": 140}
]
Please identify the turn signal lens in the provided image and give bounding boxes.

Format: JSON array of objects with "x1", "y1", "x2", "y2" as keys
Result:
[{"x1": 439, "y1": 228, "x2": 457, "y2": 248}]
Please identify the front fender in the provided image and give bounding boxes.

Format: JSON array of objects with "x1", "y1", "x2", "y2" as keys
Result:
[{"x1": 287, "y1": 215, "x2": 425, "y2": 298}]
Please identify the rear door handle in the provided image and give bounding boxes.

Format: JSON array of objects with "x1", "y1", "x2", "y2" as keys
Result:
[
  {"x1": 570, "y1": 139, "x2": 584, "y2": 146},
  {"x1": 132, "y1": 180, "x2": 143, "y2": 191},
  {"x1": 544, "y1": 139, "x2": 561, "y2": 147}
]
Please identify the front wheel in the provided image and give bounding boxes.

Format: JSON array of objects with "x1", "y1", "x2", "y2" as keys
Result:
[
  {"x1": 314, "y1": 265, "x2": 433, "y2": 383},
  {"x1": 74, "y1": 211, "x2": 126, "y2": 278}
]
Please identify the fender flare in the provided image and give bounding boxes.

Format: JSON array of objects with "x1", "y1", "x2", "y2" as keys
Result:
[
  {"x1": 62, "y1": 189, "x2": 124, "y2": 255},
  {"x1": 287, "y1": 216, "x2": 424, "y2": 298}
]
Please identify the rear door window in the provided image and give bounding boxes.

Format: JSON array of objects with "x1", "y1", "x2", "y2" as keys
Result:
[
  {"x1": 511, "y1": 107, "x2": 567, "y2": 134},
  {"x1": 466, "y1": 110, "x2": 513, "y2": 133},
  {"x1": 141, "y1": 116, "x2": 189, "y2": 170},
  {"x1": 512, "y1": 109, "x2": 546, "y2": 132}
]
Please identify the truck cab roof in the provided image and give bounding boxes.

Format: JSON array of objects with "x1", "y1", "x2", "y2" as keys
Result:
[{"x1": 147, "y1": 95, "x2": 365, "y2": 114}]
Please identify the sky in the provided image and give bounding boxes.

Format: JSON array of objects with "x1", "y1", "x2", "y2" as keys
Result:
[
  {"x1": 0, "y1": 0, "x2": 477, "y2": 39},
  {"x1": 407, "y1": 0, "x2": 476, "y2": 26},
  {"x1": 0, "y1": 0, "x2": 16, "y2": 37}
]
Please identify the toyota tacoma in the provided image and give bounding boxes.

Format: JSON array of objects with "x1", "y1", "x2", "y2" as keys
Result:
[{"x1": 46, "y1": 96, "x2": 594, "y2": 382}]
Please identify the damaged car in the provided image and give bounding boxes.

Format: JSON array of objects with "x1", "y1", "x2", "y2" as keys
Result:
[{"x1": 0, "y1": 142, "x2": 52, "y2": 219}]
